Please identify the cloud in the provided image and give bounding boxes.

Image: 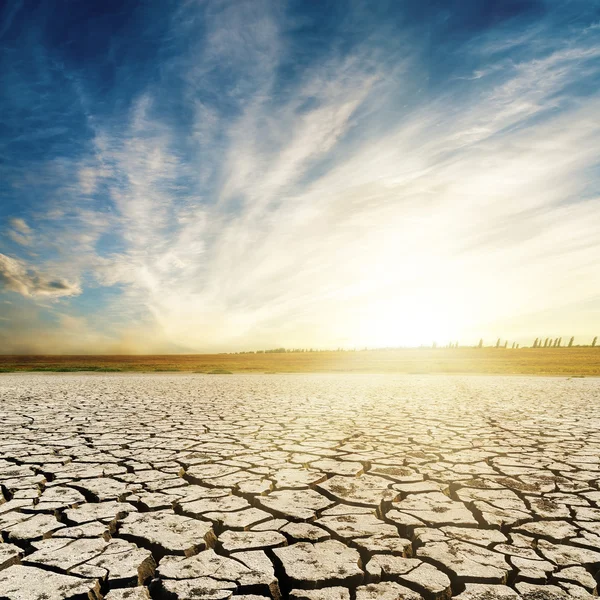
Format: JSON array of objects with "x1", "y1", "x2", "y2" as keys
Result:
[
  {"x1": 9, "y1": 217, "x2": 30, "y2": 234},
  {"x1": 0, "y1": 253, "x2": 81, "y2": 298},
  {"x1": 6, "y1": 217, "x2": 33, "y2": 246}
]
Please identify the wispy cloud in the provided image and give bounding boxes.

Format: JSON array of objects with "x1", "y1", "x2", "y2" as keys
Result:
[
  {"x1": 0, "y1": 253, "x2": 81, "y2": 298},
  {"x1": 6, "y1": 217, "x2": 33, "y2": 246}
]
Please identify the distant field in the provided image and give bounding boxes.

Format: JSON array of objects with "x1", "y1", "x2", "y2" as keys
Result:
[{"x1": 0, "y1": 347, "x2": 599, "y2": 375}]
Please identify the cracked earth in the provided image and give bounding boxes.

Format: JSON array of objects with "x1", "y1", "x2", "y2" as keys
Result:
[{"x1": 1, "y1": 374, "x2": 599, "y2": 600}]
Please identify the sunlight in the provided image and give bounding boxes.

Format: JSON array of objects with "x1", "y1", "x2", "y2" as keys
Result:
[{"x1": 351, "y1": 295, "x2": 463, "y2": 348}]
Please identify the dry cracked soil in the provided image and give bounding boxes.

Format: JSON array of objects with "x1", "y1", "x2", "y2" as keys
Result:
[{"x1": 0, "y1": 373, "x2": 599, "y2": 600}]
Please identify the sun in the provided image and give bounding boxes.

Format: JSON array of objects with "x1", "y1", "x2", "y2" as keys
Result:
[{"x1": 351, "y1": 295, "x2": 467, "y2": 348}]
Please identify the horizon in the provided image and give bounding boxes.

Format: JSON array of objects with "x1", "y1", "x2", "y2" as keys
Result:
[
  {"x1": 1, "y1": 335, "x2": 599, "y2": 356},
  {"x1": 1, "y1": 1, "x2": 600, "y2": 353}
]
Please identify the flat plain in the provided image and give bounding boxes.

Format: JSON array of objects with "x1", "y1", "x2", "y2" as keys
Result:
[
  {"x1": 1, "y1": 373, "x2": 599, "y2": 599},
  {"x1": 1, "y1": 347, "x2": 600, "y2": 376}
]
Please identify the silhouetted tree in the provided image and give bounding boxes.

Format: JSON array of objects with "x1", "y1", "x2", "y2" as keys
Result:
[
  {"x1": 496, "y1": 338, "x2": 500, "y2": 348},
  {"x1": 533, "y1": 338, "x2": 539, "y2": 348},
  {"x1": 512, "y1": 342, "x2": 516, "y2": 349},
  {"x1": 478, "y1": 339, "x2": 483, "y2": 348},
  {"x1": 544, "y1": 338, "x2": 549, "y2": 347},
  {"x1": 504, "y1": 341, "x2": 508, "y2": 348},
  {"x1": 592, "y1": 336, "x2": 597, "y2": 347},
  {"x1": 568, "y1": 336, "x2": 574, "y2": 347}
]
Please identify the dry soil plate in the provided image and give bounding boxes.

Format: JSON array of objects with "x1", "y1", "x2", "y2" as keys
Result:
[{"x1": 0, "y1": 373, "x2": 599, "y2": 599}]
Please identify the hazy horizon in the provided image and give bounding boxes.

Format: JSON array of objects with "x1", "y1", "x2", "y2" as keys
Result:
[
  {"x1": 1, "y1": 337, "x2": 599, "y2": 356},
  {"x1": 1, "y1": 1, "x2": 599, "y2": 354}
]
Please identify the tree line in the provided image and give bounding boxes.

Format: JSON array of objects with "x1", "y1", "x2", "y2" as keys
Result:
[
  {"x1": 226, "y1": 337, "x2": 599, "y2": 354},
  {"x1": 530, "y1": 336, "x2": 597, "y2": 348},
  {"x1": 473, "y1": 336, "x2": 598, "y2": 349}
]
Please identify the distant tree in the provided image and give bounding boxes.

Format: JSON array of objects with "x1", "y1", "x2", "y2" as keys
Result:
[
  {"x1": 558, "y1": 337, "x2": 562, "y2": 347},
  {"x1": 496, "y1": 338, "x2": 500, "y2": 348},
  {"x1": 553, "y1": 338, "x2": 558, "y2": 347},
  {"x1": 512, "y1": 342, "x2": 516, "y2": 349},
  {"x1": 533, "y1": 338, "x2": 538, "y2": 348},
  {"x1": 516, "y1": 343, "x2": 520, "y2": 349},
  {"x1": 592, "y1": 337, "x2": 597, "y2": 347},
  {"x1": 504, "y1": 341, "x2": 508, "y2": 348},
  {"x1": 544, "y1": 338, "x2": 549, "y2": 348},
  {"x1": 568, "y1": 336, "x2": 574, "y2": 347},
  {"x1": 478, "y1": 339, "x2": 483, "y2": 348}
]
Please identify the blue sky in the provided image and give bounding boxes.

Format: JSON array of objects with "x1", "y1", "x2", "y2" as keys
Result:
[{"x1": 1, "y1": 0, "x2": 599, "y2": 353}]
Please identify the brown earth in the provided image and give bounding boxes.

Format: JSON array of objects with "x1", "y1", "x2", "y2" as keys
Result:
[{"x1": 0, "y1": 347, "x2": 599, "y2": 375}]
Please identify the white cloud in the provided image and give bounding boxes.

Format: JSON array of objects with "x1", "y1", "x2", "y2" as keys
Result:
[
  {"x1": 7, "y1": 217, "x2": 32, "y2": 245},
  {"x1": 0, "y1": 253, "x2": 81, "y2": 298}
]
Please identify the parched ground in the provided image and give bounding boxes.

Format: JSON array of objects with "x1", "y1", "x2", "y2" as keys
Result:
[
  {"x1": 0, "y1": 374, "x2": 599, "y2": 600},
  {"x1": 2, "y1": 347, "x2": 600, "y2": 376}
]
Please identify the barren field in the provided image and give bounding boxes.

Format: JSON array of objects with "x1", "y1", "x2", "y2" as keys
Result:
[
  {"x1": 1, "y1": 347, "x2": 600, "y2": 376},
  {"x1": 1, "y1": 373, "x2": 600, "y2": 599}
]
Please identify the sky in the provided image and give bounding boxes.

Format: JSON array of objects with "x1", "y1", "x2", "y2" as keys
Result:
[{"x1": 1, "y1": 0, "x2": 599, "y2": 354}]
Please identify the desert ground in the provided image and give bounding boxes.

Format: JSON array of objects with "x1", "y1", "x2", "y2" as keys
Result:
[
  {"x1": 1, "y1": 347, "x2": 600, "y2": 376},
  {"x1": 0, "y1": 373, "x2": 599, "y2": 599}
]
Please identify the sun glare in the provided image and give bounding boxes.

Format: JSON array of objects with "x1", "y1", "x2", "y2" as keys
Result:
[{"x1": 351, "y1": 295, "x2": 461, "y2": 348}]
